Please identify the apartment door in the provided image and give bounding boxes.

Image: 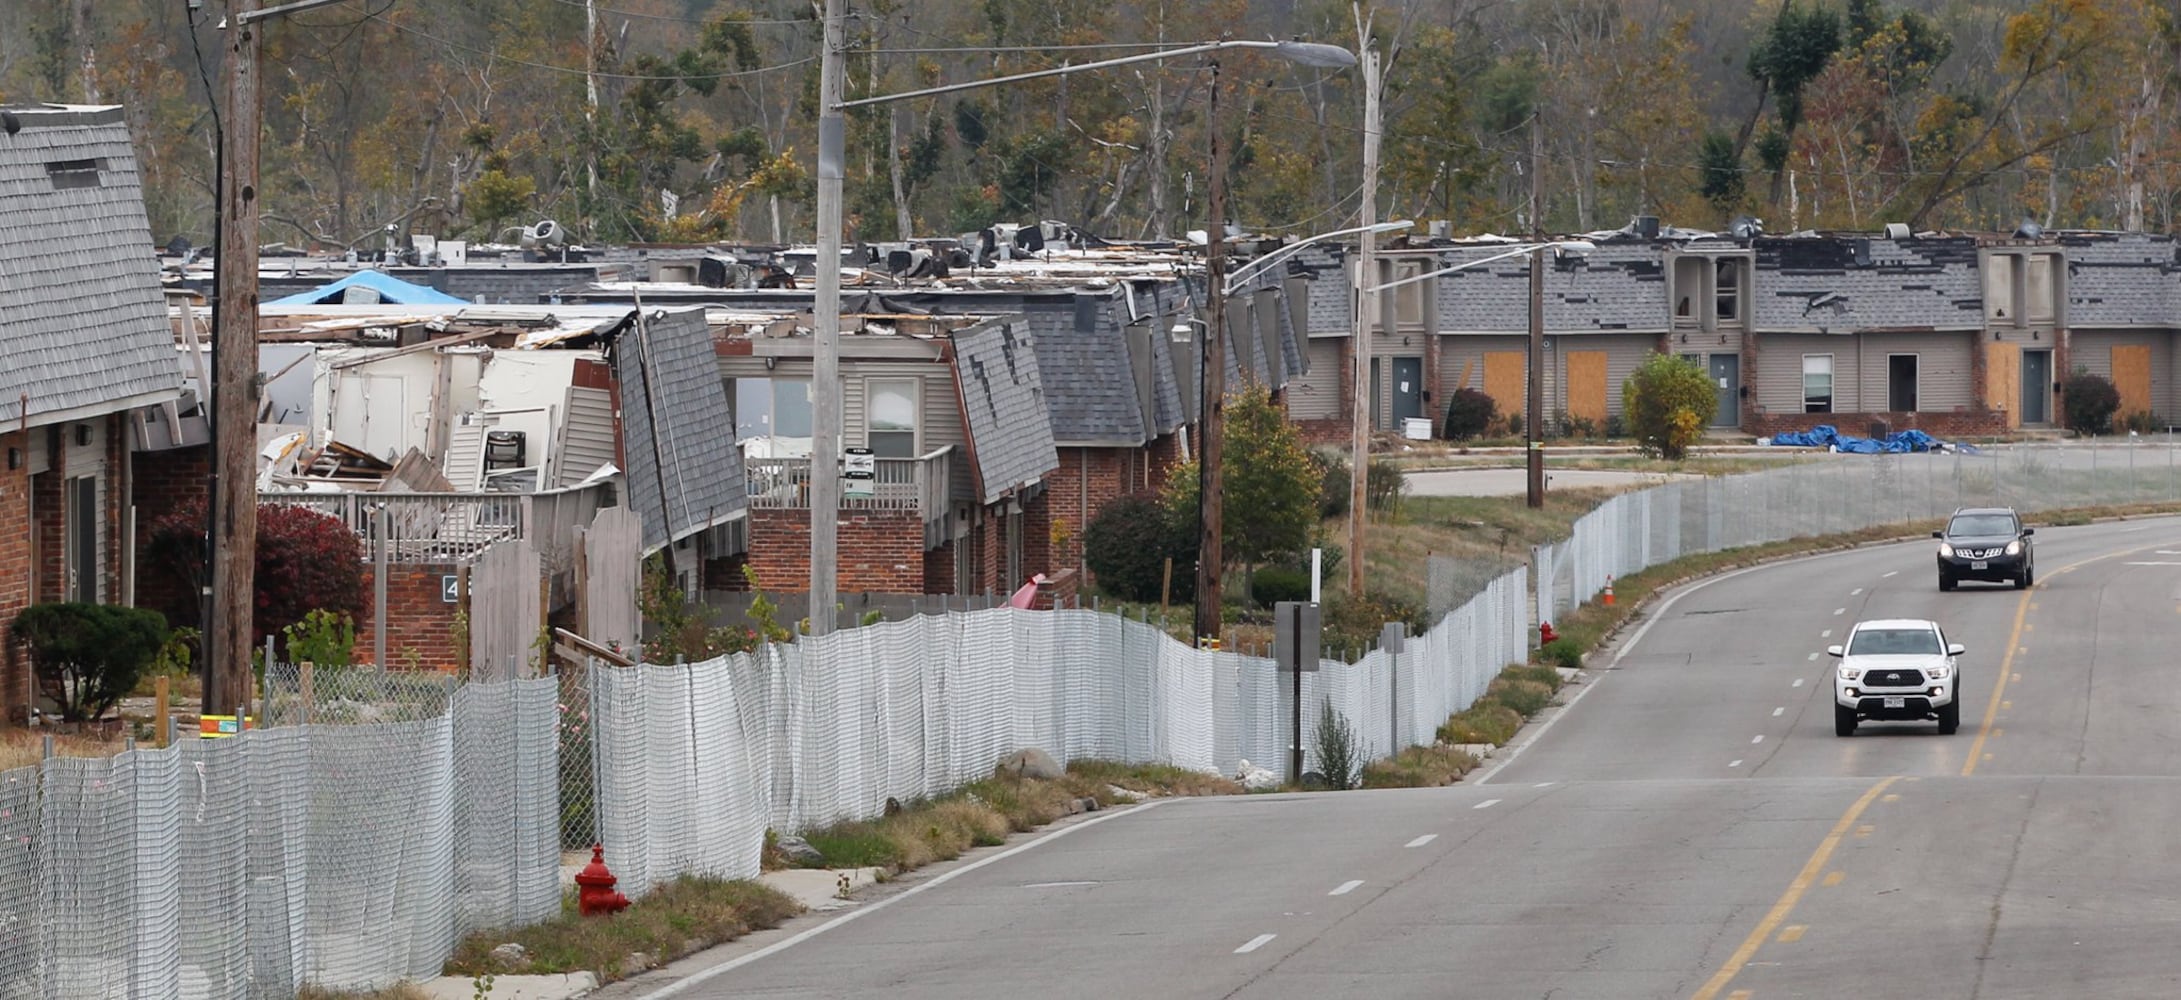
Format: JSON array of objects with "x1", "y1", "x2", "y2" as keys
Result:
[
  {"x1": 1390, "y1": 357, "x2": 1424, "y2": 424},
  {"x1": 66, "y1": 475, "x2": 96, "y2": 603},
  {"x1": 2020, "y1": 349, "x2": 2052, "y2": 424},
  {"x1": 1369, "y1": 358, "x2": 1382, "y2": 430},
  {"x1": 1708, "y1": 354, "x2": 1740, "y2": 427},
  {"x1": 1888, "y1": 355, "x2": 1920, "y2": 412}
]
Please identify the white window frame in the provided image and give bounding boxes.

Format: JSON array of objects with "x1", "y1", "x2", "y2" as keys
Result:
[
  {"x1": 1802, "y1": 354, "x2": 1834, "y2": 414},
  {"x1": 865, "y1": 377, "x2": 919, "y2": 458},
  {"x1": 1672, "y1": 257, "x2": 1705, "y2": 326},
  {"x1": 2025, "y1": 253, "x2": 2057, "y2": 324},
  {"x1": 1714, "y1": 258, "x2": 1743, "y2": 324}
]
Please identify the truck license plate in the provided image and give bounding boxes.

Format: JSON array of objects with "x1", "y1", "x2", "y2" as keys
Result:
[
  {"x1": 1970, "y1": 560, "x2": 1988, "y2": 570},
  {"x1": 1883, "y1": 696, "x2": 1906, "y2": 709}
]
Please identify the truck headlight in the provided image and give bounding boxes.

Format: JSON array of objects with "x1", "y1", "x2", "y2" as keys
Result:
[
  {"x1": 2005, "y1": 539, "x2": 2022, "y2": 556},
  {"x1": 1938, "y1": 542, "x2": 1955, "y2": 557},
  {"x1": 1838, "y1": 666, "x2": 1862, "y2": 681}
]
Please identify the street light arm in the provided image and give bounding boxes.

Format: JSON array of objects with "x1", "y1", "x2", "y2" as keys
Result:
[
  {"x1": 838, "y1": 39, "x2": 1355, "y2": 110},
  {"x1": 1359, "y1": 240, "x2": 1595, "y2": 294},
  {"x1": 1222, "y1": 220, "x2": 1414, "y2": 296},
  {"x1": 234, "y1": 0, "x2": 355, "y2": 25}
]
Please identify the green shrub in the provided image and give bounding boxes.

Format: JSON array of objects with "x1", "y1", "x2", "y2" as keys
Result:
[
  {"x1": 282, "y1": 608, "x2": 356, "y2": 667},
  {"x1": 10, "y1": 603, "x2": 169, "y2": 722},
  {"x1": 1624, "y1": 353, "x2": 1717, "y2": 459},
  {"x1": 1540, "y1": 638, "x2": 1583, "y2": 670},
  {"x1": 1501, "y1": 663, "x2": 1565, "y2": 690},
  {"x1": 1311, "y1": 700, "x2": 1365, "y2": 790},
  {"x1": 1083, "y1": 494, "x2": 1191, "y2": 603},
  {"x1": 2063, "y1": 370, "x2": 2120, "y2": 436},
  {"x1": 1604, "y1": 413, "x2": 1627, "y2": 438},
  {"x1": 1365, "y1": 457, "x2": 1405, "y2": 515},
  {"x1": 1250, "y1": 567, "x2": 1312, "y2": 608},
  {"x1": 1442, "y1": 388, "x2": 1496, "y2": 440},
  {"x1": 1312, "y1": 450, "x2": 1352, "y2": 518}
]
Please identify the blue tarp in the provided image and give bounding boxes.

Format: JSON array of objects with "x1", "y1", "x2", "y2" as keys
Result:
[
  {"x1": 1768, "y1": 424, "x2": 1978, "y2": 454},
  {"x1": 266, "y1": 270, "x2": 469, "y2": 306}
]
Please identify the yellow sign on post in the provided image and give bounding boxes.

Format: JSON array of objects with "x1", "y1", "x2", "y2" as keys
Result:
[{"x1": 199, "y1": 715, "x2": 254, "y2": 739}]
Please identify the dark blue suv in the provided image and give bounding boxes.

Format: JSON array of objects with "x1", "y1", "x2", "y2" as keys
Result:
[{"x1": 1935, "y1": 507, "x2": 2034, "y2": 591}]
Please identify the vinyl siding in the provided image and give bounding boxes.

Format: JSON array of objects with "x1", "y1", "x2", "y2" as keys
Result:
[
  {"x1": 1754, "y1": 334, "x2": 1859, "y2": 418},
  {"x1": 1288, "y1": 339, "x2": 1346, "y2": 421},
  {"x1": 1437, "y1": 335, "x2": 1529, "y2": 424},
  {"x1": 1757, "y1": 331, "x2": 1973, "y2": 415},
  {"x1": 558, "y1": 385, "x2": 617, "y2": 486}
]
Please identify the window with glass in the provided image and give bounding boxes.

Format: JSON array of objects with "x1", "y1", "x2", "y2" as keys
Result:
[
  {"x1": 867, "y1": 378, "x2": 918, "y2": 458},
  {"x1": 1802, "y1": 354, "x2": 1833, "y2": 413},
  {"x1": 732, "y1": 377, "x2": 812, "y2": 448},
  {"x1": 1715, "y1": 258, "x2": 1741, "y2": 322},
  {"x1": 1848, "y1": 627, "x2": 1943, "y2": 655}
]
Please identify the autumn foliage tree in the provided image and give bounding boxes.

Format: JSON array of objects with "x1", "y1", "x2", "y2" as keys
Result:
[{"x1": 1624, "y1": 353, "x2": 1717, "y2": 460}]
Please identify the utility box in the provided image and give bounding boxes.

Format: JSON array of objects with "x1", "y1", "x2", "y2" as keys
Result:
[{"x1": 1274, "y1": 601, "x2": 1322, "y2": 672}]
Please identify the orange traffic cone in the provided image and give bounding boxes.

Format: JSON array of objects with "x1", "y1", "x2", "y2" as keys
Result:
[{"x1": 1602, "y1": 576, "x2": 1616, "y2": 606}]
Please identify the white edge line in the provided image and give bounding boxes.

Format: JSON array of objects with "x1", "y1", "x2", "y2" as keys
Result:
[
  {"x1": 1473, "y1": 798, "x2": 1502, "y2": 810},
  {"x1": 1330, "y1": 880, "x2": 1364, "y2": 896},
  {"x1": 1474, "y1": 560, "x2": 1778, "y2": 786},
  {"x1": 1405, "y1": 834, "x2": 1438, "y2": 847},
  {"x1": 1235, "y1": 933, "x2": 1278, "y2": 954},
  {"x1": 634, "y1": 799, "x2": 1168, "y2": 998}
]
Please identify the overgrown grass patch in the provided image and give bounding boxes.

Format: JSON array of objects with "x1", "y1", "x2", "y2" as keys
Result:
[
  {"x1": 777, "y1": 760, "x2": 1242, "y2": 874},
  {"x1": 296, "y1": 985, "x2": 433, "y2": 1000},
  {"x1": 1361, "y1": 745, "x2": 1480, "y2": 788},
  {"x1": 0, "y1": 730, "x2": 124, "y2": 772},
  {"x1": 445, "y1": 876, "x2": 802, "y2": 982}
]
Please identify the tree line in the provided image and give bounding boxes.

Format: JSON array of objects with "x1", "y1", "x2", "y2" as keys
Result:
[{"x1": 1, "y1": 0, "x2": 2171, "y2": 250}]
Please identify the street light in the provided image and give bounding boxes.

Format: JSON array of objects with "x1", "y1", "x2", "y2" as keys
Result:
[
  {"x1": 1221, "y1": 220, "x2": 1414, "y2": 295},
  {"x1": 808, "y1": 3, "x2": 1356, "y2": 636},
  {"x1": 1361, "y1": 239, "x2": 1596, "y2": 510}
]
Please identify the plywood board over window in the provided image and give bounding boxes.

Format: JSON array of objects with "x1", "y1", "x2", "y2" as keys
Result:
[
  {"x1": 1566, "y1": 351, "x2": 1608, "y2": 426},
  {"x1": 1987, "y1": 342, "x2": 2021, "y2": 429},
  {"x1": 2113, "y1": 343, "x2": 2154, "y2": 420},
  {"x1": 1483, "y1": 351, "x2": 1525, "y2": 421}
]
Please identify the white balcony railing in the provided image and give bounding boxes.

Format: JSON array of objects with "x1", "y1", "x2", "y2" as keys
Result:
[{"x1": 743, "y1": 445, "x2": 954, "y2": 547}]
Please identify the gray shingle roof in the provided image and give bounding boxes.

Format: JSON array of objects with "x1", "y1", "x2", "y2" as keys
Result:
[
  {"x1": 2061, "y1": 232, "x2": 2178, "y2": 326},
  {"x1": 1016, "y1": 297, "x2": 1148, "y2": 445},
  {"x1": 608, "y1": 306, "x2": 745, "y2": 552},
  {"x1": 1432, "y1": 243, "x2": 1669, "y2": 332},
  {"x1": 1751, "y1": 236, "x2": 1983, "y2": 332},
  {"x1": 0, "y1": 105, "x2": 182, "y2": 426},
  {"x1": 952, "y1": 320, "x2": 1059, "y2": 504}
]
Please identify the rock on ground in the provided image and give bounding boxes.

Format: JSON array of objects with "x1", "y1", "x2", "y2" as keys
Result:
[{"x1": 995, "y1": 747, "x2": 1064, "y2": 780}]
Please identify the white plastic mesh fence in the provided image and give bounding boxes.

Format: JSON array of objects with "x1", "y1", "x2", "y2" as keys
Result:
[
  {"x1": 592, "y1": 569, "x2": 1533, "y2": 895},
  {"x1": 1536, "y1": 445, "x2": 2181, "y2": 625},
  {"x1": 4, "y1": 677, "x2": 557, "y2": 999}
]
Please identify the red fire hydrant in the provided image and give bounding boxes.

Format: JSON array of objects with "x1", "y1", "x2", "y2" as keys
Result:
[
  {"x1": 1539, "y1": 621, "x2": 1559, "y2": 646},
  {"x1": 576, "y1": 843, "x2": 630, "y2": 917}
]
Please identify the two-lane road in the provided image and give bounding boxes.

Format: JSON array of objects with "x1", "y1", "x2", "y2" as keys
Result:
[{"x1": 611, "y1": 517, "x2": 2181, "y2": 1000}]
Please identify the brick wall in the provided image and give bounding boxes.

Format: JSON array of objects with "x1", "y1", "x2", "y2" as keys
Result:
[
  {"x1": 924, "y1": 541, "x2": 955, "y2": 593},
  {"x1": 741, "y1": 508, "x2": 925, "y2": 594},
  {"x1": 1748, "y1": 408, "x2": 2012, "y2": 439},
  {"x1": 130, "y1": 445, "x2": 209, "y2": 626},
  {"x1": 104, "y1": 415, "x2": 126, "y2": 604},
  {"x1": 31, "y1": 429, "x2": 61, "y2": 604},
  {"x1": 354, "y1": 563, "x2": 465, "y2": 671},
  {"x1": 1, "y1": 430, "x2": 31, "y2": 724}
]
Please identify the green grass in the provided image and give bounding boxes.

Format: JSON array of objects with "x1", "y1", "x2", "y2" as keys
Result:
[
  {"x1": 1361, "y1": 745, "x2": 1482, "y2": 788},
  {"x1": 444, "y1": 876, "x2": 802, "y2": 982}
]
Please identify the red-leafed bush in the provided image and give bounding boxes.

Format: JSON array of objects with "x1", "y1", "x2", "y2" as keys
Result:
[{"x1": 144, "y1": 498, "x2": 367, "y2": 648}]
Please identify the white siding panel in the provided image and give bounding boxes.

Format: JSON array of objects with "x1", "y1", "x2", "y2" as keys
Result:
[
  {"x1": 559, "y1": 385, "x2": 617, "y2": 487},
  {"x1": 1288, "y1": 339, "x2": 1345, "y2": 421},
  {"x1": 2073, "y1": 329, "x2": 2177, "y2": 421}
]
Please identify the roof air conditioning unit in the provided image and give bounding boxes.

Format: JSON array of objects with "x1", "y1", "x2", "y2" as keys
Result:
[
  {"x1": 520, "y1": 219, "x2": 567, "y2": 249},
  {"x1": 1884, "y1": 222, "x2": 1911, "y2": 240}
]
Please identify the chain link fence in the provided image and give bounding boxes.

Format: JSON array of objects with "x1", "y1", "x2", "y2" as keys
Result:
[{"x1": 1535, "y1": 443, "x2": 2181, "y2": 626}]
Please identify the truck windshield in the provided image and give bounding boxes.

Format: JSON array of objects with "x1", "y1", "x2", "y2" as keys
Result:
[{"x1": 1849, "y1": 628, "x2": 1943, "y2": 655}]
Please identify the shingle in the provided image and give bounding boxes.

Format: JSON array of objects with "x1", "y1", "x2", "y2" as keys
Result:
[
  {"x1": 0, "y1": 106, "x2": 183, "y2": 425},
  {"x1": 608, "y1": 306, "x2": 745, "y2": 551},
  {"x1": 1433, "y1": 243, "x2": 1669, "y2": 332},
  {"x1": 952, "y1": 320, "x2": 1059, "y2": 504},
  {"x1": 2060, "y1": 232, "x2": 2176, "y2": 326},
  {"x1": 1752, "y1": 236, "x2": 1982, "y2": 331}
]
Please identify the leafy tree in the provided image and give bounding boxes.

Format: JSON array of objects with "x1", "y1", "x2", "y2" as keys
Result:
[
  {"x1": 1442, "y1": 387, "x2": 1497, "y2": 441},
  {"x1": 1164, "y1": 385, "x2": 1319, "y2": 572},
  {"x1": 1623, "y1": 353, "x2": 1717, "y2": 460},
  {"x1": 11, "y1": 603, "x2": 169, "y2": 723},
  {"x1": 1697, "y1": 130, "x2": 1747, "y2": 217},
  {"x1": 1083, "y1": 494, "x2": 1193, "y2": 603},
  {"x1": 1746, "y1": 0, "x2": 1844, "y2": 141}
]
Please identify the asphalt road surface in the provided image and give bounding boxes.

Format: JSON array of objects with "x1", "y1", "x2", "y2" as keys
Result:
[{"x1": 616, "y1": 515, "x2": 2181, "y2": 1000}]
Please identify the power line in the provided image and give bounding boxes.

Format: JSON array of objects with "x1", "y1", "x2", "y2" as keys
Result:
[{"x1": 538, "y1": 0, "x2": 817, "y2": 26}]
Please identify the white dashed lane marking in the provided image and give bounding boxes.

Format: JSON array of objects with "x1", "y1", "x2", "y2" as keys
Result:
[
  {"x1": 1235, "y1": 934, "x2": 1277, "y2": 954},
  {"x1": 1405, "y1": 834, "x2": 1438, "y2": 848},
  {"x1": 1474, "y1": 799, "x2": 1501, "y2": 810},
  {"x1": 1329, "y1": 880, "x2": 1363, "y2": 896}
]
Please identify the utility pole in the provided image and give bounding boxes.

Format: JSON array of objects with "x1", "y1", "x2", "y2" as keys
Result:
[
  {"x1": 585, "y1": 0, "x2": 599, "y2": 203},
  {"x1": 1347, "y1": 38, "x2": 1381, "y2": 597},
  {"x1": 1193, "y1": 62, "x2": 1228, "y2": 647},
  {"x1": 1526, "y1": 111, "x2": 1546, "y2": 509},
  {"x1": 210, "y1": 0, "x2": 264, "y2": 716},
  {"x1": 809, "y1": 0, "x2": 846, "y2": 635}
]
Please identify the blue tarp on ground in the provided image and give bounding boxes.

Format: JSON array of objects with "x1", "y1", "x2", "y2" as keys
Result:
[
  {"x1": 1768, "y1": 424, "x2": 1979, "y2": 454},
  {"x1": 266, "y1": 269, "x2": 470, "y2": 306}
]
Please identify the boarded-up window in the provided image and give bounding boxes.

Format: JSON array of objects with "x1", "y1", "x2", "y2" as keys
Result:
[
  {"x1": 1567, "y1": 351, "x2": 1608, "y2": 425},
  {"x1": 2113, "y1": 344, "x2": 2154, "y2": 420},
  {"x1": 1803, "y1": 354, "x2": 1833, "y2": 413},
  {"x1": 1987, "y1": 342, "x2": 2021, "y2": 429},
  {"x1": 1483, "y1": 351, "x2": 1525, "y2": 419}
]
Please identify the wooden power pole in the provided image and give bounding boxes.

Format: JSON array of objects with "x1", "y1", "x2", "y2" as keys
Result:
[
  {"x1": 809, "y1": 0, "x2": 845, "y2": 635},
  {"x1": 1347, "y1": 42, "x2": 1381, "y2": 597},
  {"x1": 210, "y1": 0, "x2": 264, "y2": 715},
  {"x1": 1194, "y1": 62, "x2": 1228, "y2": 647}
]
